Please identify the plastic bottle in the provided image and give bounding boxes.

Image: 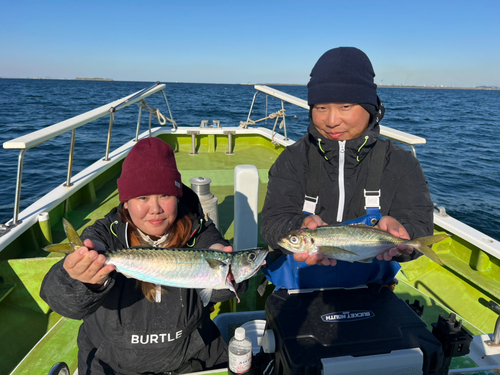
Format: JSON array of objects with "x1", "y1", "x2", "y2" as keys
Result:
[{"x1": 229, "y1": 327, "x2": 253, "y2": 374}]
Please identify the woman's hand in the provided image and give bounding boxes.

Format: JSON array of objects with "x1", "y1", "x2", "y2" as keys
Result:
[
  {"x1": 375, "y1": 216, "x2": 413, "y2": 261},
  {"x1": 63, "y1": 239, "x2": 115, "y2": 288},
  {"x1": 293, "y1": 215, "x2": 337, "y2": 266}
]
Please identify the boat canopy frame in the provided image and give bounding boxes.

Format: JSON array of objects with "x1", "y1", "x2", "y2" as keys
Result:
[{"x1": 2, "y1": 82, "x2": 175, "y2": 227}]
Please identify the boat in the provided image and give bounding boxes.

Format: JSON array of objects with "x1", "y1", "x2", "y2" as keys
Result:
[{"x1": 1, "y1": 82, "x2": 500, "y2": 375}]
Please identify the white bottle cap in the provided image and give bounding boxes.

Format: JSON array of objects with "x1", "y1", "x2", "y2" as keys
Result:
[{"x1": 234, "y1": 327, "x2": 246, "y2": 340}]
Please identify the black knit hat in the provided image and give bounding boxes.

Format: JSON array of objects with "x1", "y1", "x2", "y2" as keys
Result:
[{"x1": 307, "y1": 47, "x2": 377, "y2": 107}]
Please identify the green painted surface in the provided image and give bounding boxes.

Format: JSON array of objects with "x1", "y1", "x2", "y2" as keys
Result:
[
  {"x1": 0, "y1": 301, "x2": 49, "y2": 375},
  {"x1": 400, "y1": 233, "x2": 500, "y2": 336},
  {"x1": 10, "y1": 317, "x2": 81, "y2": 375},
  {"x1": 0, "y1": 256, "x2": 65, "y2": 374},
  {"x1": 0, "y1": 257, "x2": 63, "y2": 314}
]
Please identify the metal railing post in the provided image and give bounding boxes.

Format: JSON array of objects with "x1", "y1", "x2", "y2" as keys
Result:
[
  {"x1": 187, "y1": 131, "x2": 199, "y2": 155},
  {"x1": 103, "y1": 110, "x2": 115, "y2": 161},
  {"x1": 148, "y1": 111, "x2": 152, "y2": 137},
  {"x1": 281, "y1": 100, "x2": 288, "y2": 140},
  {"x1": 161, "y1": 90, "x2": 177, "y2": 130},
  {"x1": 135, "y1": 106, "x2": 143, "y2": 142},
  {"x1": 224, "y1": 131, "x2": 235, "y2": 155},
  {"x1": 410, "y1": 145, "x2": 417, "y2": 158},
  {"x1": 246, "y1": 91, "x2": 260, "y2": 123},
  {"x1": 63, "y1": 129, "x2": 76, "y2": 187},
  {"x1": 12, "y1": 149, "x2": 27, "y2": 225}
]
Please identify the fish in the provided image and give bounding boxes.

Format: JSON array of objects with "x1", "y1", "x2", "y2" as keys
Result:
[
  {"x1": 44, "y1": 218, "x2": 268, "y2": 306},
  {"x1": 277, "y1": 224, "x2": 448, "y2": 265}
]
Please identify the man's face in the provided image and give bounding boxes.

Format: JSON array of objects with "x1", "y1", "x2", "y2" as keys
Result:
[{"x1": 311, "y1": 103, "x2": 370, "y2": 141}]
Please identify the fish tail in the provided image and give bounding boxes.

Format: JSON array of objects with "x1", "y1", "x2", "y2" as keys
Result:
[
  {"x1": 43, "y1": 243, "x2": 75, "y2": 254},
  {"x1": 410, "y1": 234, "x2": 450, "y2": 266},
  {"x1": 43, "y1": 218, "x2": 84, "y2": 254}
]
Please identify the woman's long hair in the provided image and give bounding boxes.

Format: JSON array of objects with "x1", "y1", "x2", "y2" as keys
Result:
[{"x1": 119, "y1": 203, "x2": 193, "y2": 302}]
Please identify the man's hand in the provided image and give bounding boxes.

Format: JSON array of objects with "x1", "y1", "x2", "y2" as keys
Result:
[
  {"x1": 293, "y1": 252, "x2": 337, "y2": 266},
  {"x1": 63, "y1": 239, "x2": 115, "y2": 287},
  {"x1": 301, "y1": 215, "x2": 327, "y2": 230},
  {"x1": 293, "y1": 215, "x2": 337, "y2": 266},
  {"x1": 375, "y1": 216, "x2": 413, "y2": 261}
]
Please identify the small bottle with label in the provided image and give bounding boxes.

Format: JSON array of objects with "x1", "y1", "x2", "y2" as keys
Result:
[{"x1": 229, "y1": 327, "x2": 253, "y2": 374}]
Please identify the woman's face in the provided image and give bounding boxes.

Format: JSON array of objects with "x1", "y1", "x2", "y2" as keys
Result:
[{"x1": 124, "y1": 194, "x2": 178, "y2": 237}]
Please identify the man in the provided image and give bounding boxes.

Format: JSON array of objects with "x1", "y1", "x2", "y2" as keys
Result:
[{"x1": 261, "y1": 47, "x2": 433, "y2": 289}]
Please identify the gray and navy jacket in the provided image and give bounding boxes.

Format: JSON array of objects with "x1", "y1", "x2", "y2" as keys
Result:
[
  {"x1": 261, "y1": 112, "x2": 434, "y2": 270},
  {"x1": 40, "y1": 185, "x2": 246, "y2": 375}
]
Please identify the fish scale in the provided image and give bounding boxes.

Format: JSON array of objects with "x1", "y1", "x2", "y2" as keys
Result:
[
  {"x1": 105, "y1": 249, "x2": 231, "y2": 289},
  {"x1": 315, "y1": 226, "x2": 402, "y2": 259}
]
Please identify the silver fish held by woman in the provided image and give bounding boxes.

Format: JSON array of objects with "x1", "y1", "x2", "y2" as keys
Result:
[
  {"x1": 44, "y1": 219, "x2": 268, "y2": 306},
  {"x1": 278, "y1": 224, "x2": 448, "y2": 265}
]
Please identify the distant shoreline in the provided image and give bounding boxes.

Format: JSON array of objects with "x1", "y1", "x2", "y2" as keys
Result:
[
  {"x1": 0, "y1": 77, "x2": 498, "y2": 90},
  {"x1": 75, "y1": 77, "x2": 114, "y2": 81}
]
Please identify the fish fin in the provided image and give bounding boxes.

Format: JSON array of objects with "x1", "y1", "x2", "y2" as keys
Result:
[
  {"x1": 63, "y1": 218, "x2": 85, "y2": 248},
  {"x1": 318, "y1": 246, "x2": 358, "y2": 256},
  {"x1": 198, "y1": 288, "x2": 213, "y2": 307},
  {"x1": 399, "y1": 269, "x2": 410, "y2": 281},
  {"x1": 205, "y1": 258, "x2": 226, "y2": 270},
  {"x1": 345, "y1": 223, "x2": 373, "y2": 228},
  {"x1": 357, "y1": 257, "x2": 374, "y2": 264},
  {"x1": 44, "y1": 219, "x2": 86, "y2": 253},
  {"x1": 43, "y1": 243, "x2": 75, "y2": 254},
  {"x1": 411, "y1": 234, "x2": 450, "y2": 266}
]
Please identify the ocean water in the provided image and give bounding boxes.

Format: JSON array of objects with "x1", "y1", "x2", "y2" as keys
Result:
[{"x1": 1, "y1": 79, "x2": 499, "y2": 242}]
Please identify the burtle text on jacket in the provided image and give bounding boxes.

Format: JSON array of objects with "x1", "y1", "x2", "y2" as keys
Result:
[{"x1": 131, "y1": 330, "x2": 183, "y2": 344}]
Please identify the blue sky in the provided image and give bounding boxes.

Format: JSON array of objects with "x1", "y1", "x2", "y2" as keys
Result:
[{"x1": 1, "y1": 0, "x2": 499, "y2": 87}]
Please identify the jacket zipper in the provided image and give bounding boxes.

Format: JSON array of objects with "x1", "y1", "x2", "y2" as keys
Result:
[
  {"x1": 337, "y1": 141, "x2": 346, "y2": 222},
  {"x1": 124, "y1": 222, "x2": 130, "y2": 248},
  {"x1": 155, "y1": 285, "x2": 162, "y2": 303}
]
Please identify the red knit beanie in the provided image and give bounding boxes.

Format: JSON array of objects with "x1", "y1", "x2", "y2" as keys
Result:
[{"x1": 117, "y1": 137, "x2": 183, "y2": 203}]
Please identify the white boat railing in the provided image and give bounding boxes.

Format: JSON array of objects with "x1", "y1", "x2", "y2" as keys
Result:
[
  {"x1": 249, "y1": 85, "x2": 427, "y2": 156},
  {"x1": 2, "y1": 82, "x2": 174, "y2": 226}
]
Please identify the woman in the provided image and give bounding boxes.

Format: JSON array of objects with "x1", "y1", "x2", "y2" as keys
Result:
[{"x1": 41, "y1": 137, "x2": 245, "y2": 375}]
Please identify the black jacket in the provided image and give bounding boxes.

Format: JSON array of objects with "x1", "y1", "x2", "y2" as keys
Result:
[
  {"x1": 40, "y1": 185, "x2": 245, "y2": 375},
  {"x1": 261, "y1": 112, "x2": 434, "y2": 262}
]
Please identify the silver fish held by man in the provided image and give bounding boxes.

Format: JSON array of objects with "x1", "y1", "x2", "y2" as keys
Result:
[
  {"x1": 44, "y1": 219, "x2": 268, "y2": 306},
  {"x1": 278, "y1": 224, "x2": 448, "y2": 265}
]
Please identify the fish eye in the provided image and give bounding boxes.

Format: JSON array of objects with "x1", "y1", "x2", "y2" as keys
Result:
[
  {"x1": 247, "y1": 252, "x2": 257, "y2": 263},
  {"x1": 290, "y1": 236, "x2": 299, "y2": 244}
]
